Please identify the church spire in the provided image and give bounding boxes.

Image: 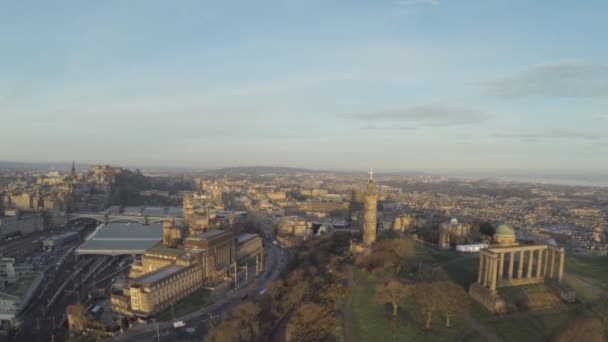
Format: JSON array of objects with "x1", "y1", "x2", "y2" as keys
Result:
[{"x1": 71, "y1": 160, "x2": 76, "y2": 178}]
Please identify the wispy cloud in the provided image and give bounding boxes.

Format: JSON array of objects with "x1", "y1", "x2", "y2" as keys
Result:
[
  {"x1": 347, "y1": 105, "x2": 491, "y2": 127},
  {"x1": 395, "y1": 0, "x2": 440, "y2": 7},
  {"x1": 361, "y1": 125, "x2": 417, "y2": 131},
  {"x1": 493, "y1": 129, "x2": 606, "y2": 142},
  {"x1": 487, "y1": 62, "x2": 608, "y2": 98}
]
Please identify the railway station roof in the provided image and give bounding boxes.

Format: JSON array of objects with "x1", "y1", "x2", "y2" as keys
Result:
[{"x1": 76, "y1": 222, "x2": 162, "y2": 256}]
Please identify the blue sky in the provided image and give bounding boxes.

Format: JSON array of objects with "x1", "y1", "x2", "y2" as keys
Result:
[{"x1": 1, "y1": 0, "x2": 608, "y2": 175}]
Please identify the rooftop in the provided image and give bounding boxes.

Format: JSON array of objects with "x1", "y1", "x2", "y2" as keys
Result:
[
  {"x1": 4, "y1": 273, "x2": 39, "y2": 298},
  {"x1": 237, "y1": 233, "x2": 259, "y2": 244},
  {"x1": 147, "y1": 244, "x2": 188, "y2": 256},
  {"x1": 45, "y1": 231, "x2": 78, "y2": 241},
  {"x1": 134, "y1": 265, "x2": 185, "y2": 285},
  {"x1": 195, "y1": 229, "x2": 229, "y2": 240},
  {"x1": 496, "y1": 224, "x2": 516, "y2": 236},
  {"x1": 76, "y1": 222, "x2": 163, "y2": 256}
]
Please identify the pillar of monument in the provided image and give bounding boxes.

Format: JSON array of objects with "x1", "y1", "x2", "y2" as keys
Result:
[
  {"x1": 527, "y1": 249, "x2": 534, "y2": 278},
  {"x1": 536, "y1": 249, "x2": 543, "y2": 277},
  {"x1": 543, "y1": 248, "x2": 549, "y2": 277},
  {"x1": 508, "y1": 251, "x2": 514, "y2": 280},
  {"x1": 483, "y1": 255, "x2": 490, "y2": 287},
  {"x1": 477, "y1": 254, "x2": 484, "y2": 284},
  {"x1": 558, "y1": 250, "x2": 565, "y2": 283},
  {"x1": 490, "y1": 256, "x2": 498, "y2": 291},
  {"x1": 550, "y1": 249, "x2": 556, "y2": 278},
  {"x1": 517, "y1": 250, "x2": 524, "y2": 278},
  {"x1": 498, "y1": 252, "x2": 504, "y2": 281}
]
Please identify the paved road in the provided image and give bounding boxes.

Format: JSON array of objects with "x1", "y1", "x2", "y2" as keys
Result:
[{"x1": 108, "y1": 211, "x2": 288, "y2": 341}]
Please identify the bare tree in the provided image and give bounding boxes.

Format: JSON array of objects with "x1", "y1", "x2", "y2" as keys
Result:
[
  {"x1": 373, "y1": 279, "x2": 414, "y2": 318},
  {"x1": 415, "y1": 283, "x2": 439, "y2": 329},
  {"x1": 287, "y1": 302, "x2": 336, "y2": 342},
  {"x1": 433, "y1": 280, "x2": 469, "y2": 327}
]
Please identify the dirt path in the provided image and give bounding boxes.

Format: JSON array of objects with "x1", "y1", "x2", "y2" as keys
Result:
[{"x1": 342, "y1": 264, "x2": 356, "y2": 342}]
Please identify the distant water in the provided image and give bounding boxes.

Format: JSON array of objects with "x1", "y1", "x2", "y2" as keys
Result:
[{"x1": 491, "y1": 176, "x2": 608, "y2": 188}]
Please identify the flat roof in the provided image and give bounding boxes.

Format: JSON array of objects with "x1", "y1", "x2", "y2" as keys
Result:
[
  {"x1": 45, "y1": 231, "x2": 78, "y2": 241},
  {"x1": 237, "y1": 233, "x2": 259, "y2": 244},
  {"x1": 76, "y1": 222, "x2": 162, "y2": 256},
  {"x1": 197, "y1": 229, "x2": 228, "y2": 240},
  {"x1": 134, "y1": 265, "x2": 185, "y2": 285},
  {"x1": 5, "y1": 273, "x2": 39, "y2": 297},
  {"x1": 147, "y1": 244, "x2": 188, "y2": 256}
]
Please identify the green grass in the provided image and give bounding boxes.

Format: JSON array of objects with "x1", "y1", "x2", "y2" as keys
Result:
[
  {"x1": 441, "y1": 255, "x2": 479, "y2": 289},
  {"x1": 565, "y1": 274, "x2": 601, "y2": 303},
  {"x1": 565, "y1": 255, "x2": 608, "y2": 289},
  {"x1": 459, "y1": 329, "x2": 488, "y2": 342},
  {"x1": 352, "y1": 270, "x2": 469, "y2": 342},
  {"x1": 353, "y1": 240, "x2": 608, "y2": 341},
  {"x1": 157, "y1": 287, "x2": 212, "y2": 321}
]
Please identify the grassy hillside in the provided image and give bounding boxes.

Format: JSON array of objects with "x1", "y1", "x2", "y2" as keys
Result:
[{"x1": 348, "y1": 239, "x2": 608, "y2": 341}]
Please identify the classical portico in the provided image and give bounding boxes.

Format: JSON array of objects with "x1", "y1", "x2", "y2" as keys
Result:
[
  {"x1": 469, "y1": 224, "x2": 572, "y2": 314},
  {"x1": 476, "y1": 244, "x2": 565, "y2": 292}
]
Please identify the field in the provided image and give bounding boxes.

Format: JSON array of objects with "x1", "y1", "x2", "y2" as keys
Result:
[
  {"x1": 348, "y1": 239, "x2": 608, "y2": 341},
  {"x1": 157, "y1": 287, "x2": 212, "y2": 321},
  {"x1": 352, "y1": 269, "x2": 470, "y2": 342}
]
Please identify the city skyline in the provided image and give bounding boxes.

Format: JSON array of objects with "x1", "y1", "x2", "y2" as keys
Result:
[{"x1": 2, "y1": 1, "x2": 608, "y2": 174}]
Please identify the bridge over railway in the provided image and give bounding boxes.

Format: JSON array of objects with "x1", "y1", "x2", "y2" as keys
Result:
[{"x1": 68, "y1": 212, "x2": 184, "y2": 225}]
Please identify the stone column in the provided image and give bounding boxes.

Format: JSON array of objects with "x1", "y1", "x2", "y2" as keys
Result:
[
  {"x1": 498, "y1": 252, "x2": 504, "y2": 281},
  {"x1": 477, "y1": 254, "x2": 484, "y2": 284},
  {"x1": 517, "y1": 250, "x2": 524, "y2": 278},
  {"x1": 543, "y1": 248, "x2": 549, "y2": 277},
  {"x1": 527, "y1": 249, "x2": 534, "y2": 278},
  {"x1": 490, "y1": 255, "x2": 498, "y2": 291},
  {"x1": 536, "y1": 249, "x2": 543, "y2": 277},
  {"x1": 508, "y1": 251, "x2": 514, "y2": 280},
  {"x1": 483, "y1": 255, "x2": 489, "y2": 287},
  {"x1": 558, "y1": 250, "x2": 565, "y2": 283},
  {"x1": 550, "y1": 249, "x2": 556, "y2": 278}
]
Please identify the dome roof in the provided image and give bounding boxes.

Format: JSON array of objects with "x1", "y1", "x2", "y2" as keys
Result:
[{"x1": 495, "y1": 224, "x2": 515, "y2": 236}]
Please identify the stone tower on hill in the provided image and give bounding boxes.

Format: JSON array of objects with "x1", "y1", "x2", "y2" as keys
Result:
[{"x1": 363, "y1": 170, "x2": 377, "y2": 246}]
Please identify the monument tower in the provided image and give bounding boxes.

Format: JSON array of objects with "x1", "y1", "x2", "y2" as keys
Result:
[
  {"x1": 71, "y1": 160, "x2": 76, "y2": 178},
  {"x1": 363, "y1": 169, "x2": 377, "y2": 246}
]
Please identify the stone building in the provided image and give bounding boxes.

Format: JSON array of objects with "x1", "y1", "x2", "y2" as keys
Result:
[
  {"x1": 469, "y1": 224, "x2": 575, "y2": 314},
  {"x1": 438, "y1": 218, "x2": 472, "y2": 250},
  {"x1": 393, "y1": 214, "x2": 416, "y2": 233},
  {"x1": 363, "y1": 171, "x2": 377, "y2": 246},
  {"x1": 0, "y1": 212, "x2": 45, "y2": 238},
  {"x1": 183, "y1": 230, "x2": 235, "y2": 282},
  {"x1": 211, "y1": 182, "x2": 223, "y2": 207},
  {"x1": 114, "y1": 229, "x2": 235, "y2": 317},
  {"x1": 277, "y1": 216, "x2": 309, "y2": 237}
]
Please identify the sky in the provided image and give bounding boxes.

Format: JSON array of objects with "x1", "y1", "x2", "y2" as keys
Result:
[{"x1": 1, "y1": 0, "x2": 608, "y2": 177}]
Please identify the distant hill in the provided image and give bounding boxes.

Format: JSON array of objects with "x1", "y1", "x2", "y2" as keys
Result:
[
  {"x1": 0, "y1": 160, "x2": 73, "y2": 171},
  {"x1": 200, "y1": 166, "x2": 326, "y2": 177}
]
